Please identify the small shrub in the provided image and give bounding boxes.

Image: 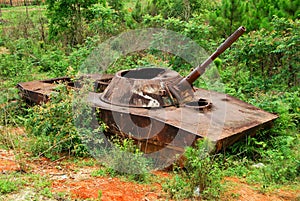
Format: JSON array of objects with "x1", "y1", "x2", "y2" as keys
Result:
[
  {"x1": 101, "y1": 138, "x2": 152, "y2": 182},
  {"x1": 163, "y1": 173, "x2": 193, "y2": 200},
  {"x1": 25, "y1": 85, "x2": 89, "y2": 159},
  {"x1": 91, "y1": 168, "x2": 109, "y2": 177},
  {"x1": 164, "y1": 139, "x2": 223, "y2": 200}
]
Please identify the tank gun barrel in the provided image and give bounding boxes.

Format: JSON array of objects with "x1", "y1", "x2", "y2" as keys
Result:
[{"x1": 180, "y1": 26, "x2": 246, "y2": 86}]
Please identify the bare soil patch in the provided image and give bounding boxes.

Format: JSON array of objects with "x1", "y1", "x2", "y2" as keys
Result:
[{"x1": 0, "y1": 149, "x2": 20, "y2": 172}]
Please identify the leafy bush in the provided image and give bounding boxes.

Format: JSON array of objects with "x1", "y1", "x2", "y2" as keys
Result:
[
  {"x1": 164, "y1": 139, "x2": 223, "y2": 200},
  {"x1": 142, "y1": 14, "x2": 213, "y2": 50},
  {"x1": 222, "y1": 89, "x2": 299, "y2": 185},
  {"x1": 24, "y1": 85, "x2": 89, "y2": 159},
  {"x1": 163, "y1": 173, "x2": 193, "y2": 200},
  {"x1": 262, "y1": 135, "x2": 300, "y2": 184},
  {"x1": 100, "y1": 138, "x2": 152, "y2": 182},
  {"x1": 46, "y1": 0, "x2": 98, "y2": 46},
  {"x1": 144, "y1": 0, "x2": 214, "y2": 21},
  {"x1": 39, "y1": 48, "x2": 70, "y2": 76},
  {"x1": 88, "y1": 4, "x2": 125, "y2": 37},
  {"x1": 0, "y1": 38, "x2": 37, "y2": 79}
]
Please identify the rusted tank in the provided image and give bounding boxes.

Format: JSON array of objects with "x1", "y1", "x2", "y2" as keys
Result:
[
  {"x1": 17, "y1": 27, "x2": 278, "y2": 167},
  {"x1": 87, "y1": 26, "x2": 277, "y2": 167},
  {"x1": 17, "y1": 74, "x2": 114, "y2": 104}
]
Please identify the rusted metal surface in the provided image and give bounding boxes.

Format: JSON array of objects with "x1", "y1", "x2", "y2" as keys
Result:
[
  {"x1": 101, "y1": 68, "x2": 183, "y2": 108},
  {"x1": 17, "y1": 75, "x2": 113, "y2": 104},
  {"x1": 17, "y1": 77, "x2": 71, "y2": 104},
  {"x1": 89, "y1": 83, "x2": 277, "y2": 166}
]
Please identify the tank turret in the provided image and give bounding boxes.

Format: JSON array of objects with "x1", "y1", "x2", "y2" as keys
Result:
[{"x1": 100, "y1": 26, "x2": 246, "y2": 108}]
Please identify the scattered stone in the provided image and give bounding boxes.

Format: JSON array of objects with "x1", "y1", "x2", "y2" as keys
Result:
[
  {"x1": 194, "y1": 186, "x2": 200, "y2": 196},
  {"x1": 252, "y1": 163, "x2": 265, "y2": 168}
]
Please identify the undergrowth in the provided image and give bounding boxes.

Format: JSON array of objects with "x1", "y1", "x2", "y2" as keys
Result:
[
  {"x1": 164, "y1": 139, "x2": 223, "y2": 200},
  {"x1": 24, "y1": 85, "x2": 89, "y2": 159},
  {"x1": 92, "y1": 138, "x2": 152, "y2": 183}
]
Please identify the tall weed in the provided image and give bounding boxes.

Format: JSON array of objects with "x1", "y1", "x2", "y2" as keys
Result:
[{"x1": 164, "y1": 139, "x2": 223, "y2": 200}]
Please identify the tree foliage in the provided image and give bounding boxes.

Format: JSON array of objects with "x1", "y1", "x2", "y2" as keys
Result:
[
  {"x1": 222, "y1": 16, "x2": 299, "y2": 90},
  {"x1": 46, "y1": 0, "x2": 98, "y2": 46},
  {"x1": 210, "y1": 0, "x2": 300, "y2": 36},
  {"x1": 145, "y1": 0, "x2": 214, "y2": 21}
]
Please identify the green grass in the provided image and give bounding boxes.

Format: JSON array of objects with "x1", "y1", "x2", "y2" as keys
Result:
[
  {"x1": 0, "y1": 172, "x2": 51, "y2": 195},
  {"x1": 0, "y1": 171, "x2": 72, "y2": 200},
  {"x1": 1, "y1": 5, "x2": 46, "y2": 23},
  {"x1": 0, "y1": 179, "x2": 17, "y2": 194}
]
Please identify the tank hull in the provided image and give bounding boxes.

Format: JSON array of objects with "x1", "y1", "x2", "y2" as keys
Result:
[{"x1": 88, "y1": 87, "x2": 277, "y2": 166}]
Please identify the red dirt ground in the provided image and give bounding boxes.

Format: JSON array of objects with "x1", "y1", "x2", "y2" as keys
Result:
[
  {"x1": 30, "y1": 157, "x2": 169, "y2": 201},
  {"x1": 0, "y1": 149, "x2": 20, "y2": 172},
  {"x1": 0, "y1": 149, "x2": 299, "y2": 201},
  {"x1": 52, "y1": 177, "x2": 163, "y2": 201}
]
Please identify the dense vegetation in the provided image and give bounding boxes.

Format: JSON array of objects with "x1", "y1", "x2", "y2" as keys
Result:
[{"x1": 0, "y1": 0, "x2": 299, "y2": 200}]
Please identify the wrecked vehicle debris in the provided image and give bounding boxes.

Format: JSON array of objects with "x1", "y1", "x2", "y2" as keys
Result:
[{"x1": 17, "y1": 27, "x2": 278, "y2": 167}]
